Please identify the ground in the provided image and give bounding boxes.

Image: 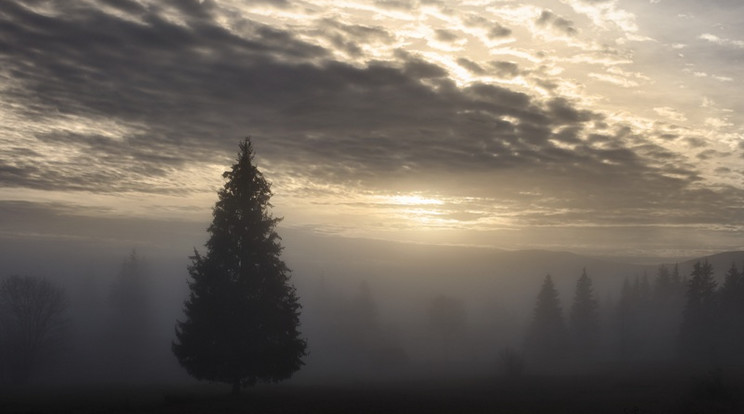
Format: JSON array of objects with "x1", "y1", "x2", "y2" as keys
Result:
[{"x1": 1, "y1": 368, "x2": 741, "y2": 413}]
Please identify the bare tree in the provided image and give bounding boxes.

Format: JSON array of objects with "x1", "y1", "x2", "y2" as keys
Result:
[{"x1": 0, "y1": 275, "x2": 67, "y2": 384}]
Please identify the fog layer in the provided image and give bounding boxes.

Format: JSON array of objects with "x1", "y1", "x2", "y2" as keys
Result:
[{"x1": 2, "y1": 228, "x2": 742, "y2": 385}]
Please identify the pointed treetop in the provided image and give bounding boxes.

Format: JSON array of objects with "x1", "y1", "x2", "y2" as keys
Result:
[
  {"x1": 532, "y1": 274, "x2": 564, "y2": 327},
  {"x1": 173, "y1": 138, "x2": 306, "y2": 392}
]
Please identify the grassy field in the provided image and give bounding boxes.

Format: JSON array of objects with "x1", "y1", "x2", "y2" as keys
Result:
[{"x1": 1, "y1": 368, "x2": 742, "y2": 413}]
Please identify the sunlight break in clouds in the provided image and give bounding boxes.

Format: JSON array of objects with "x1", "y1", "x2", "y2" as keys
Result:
[{"x1": 0, "y1": 0, "x2": 743, "y2": 257}]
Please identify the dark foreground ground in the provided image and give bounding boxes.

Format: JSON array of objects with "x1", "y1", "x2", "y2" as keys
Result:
[{"x1": 2, "y1": 367, "x2": 742, "y2": 414}]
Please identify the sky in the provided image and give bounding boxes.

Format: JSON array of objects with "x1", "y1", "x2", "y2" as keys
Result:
[{"x1": 1, "y1": 0, "x2": 744, "y2": 259}]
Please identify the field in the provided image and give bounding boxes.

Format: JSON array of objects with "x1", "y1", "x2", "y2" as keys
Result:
[{"x1": 2, "y1": 367, "x2": 742, "y2": 414}]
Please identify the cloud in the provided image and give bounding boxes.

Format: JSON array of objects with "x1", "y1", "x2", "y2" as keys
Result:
[
  {"x1": 0, "y1": 0, "x2": 741, "y2": 233},
  {"x1": 488, "y1": 24, "x2": 512, "y2": 39},
  {"x1": 462, "y1": 14, "x2": 511, "y2": 39},
  {"x1": 489, "y1": 61, "x2": 521, "y2": 78},
  {"x1": 456, "y1": 58, "x2": 485, "y2": 75},
  {"x1": 434, "y1": 29, "x2": 458, "y2": 42},
  {"x1": 536, "y1": 10, "x2": 577, "y2": 36},
  {"x1": 373, "y1": 0, "x2": 416, "y2": 11},
  {"x1": 699, "y1": 33, "x2": 744, "y2": 48},
  {"x1": 653, "y1": 107, "x2": 687, "y2": 123}
]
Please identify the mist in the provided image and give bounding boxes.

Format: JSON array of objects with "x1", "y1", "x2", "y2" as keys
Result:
[{"x1": 3, "y1": 224, "x2": 744, "y2": 388}]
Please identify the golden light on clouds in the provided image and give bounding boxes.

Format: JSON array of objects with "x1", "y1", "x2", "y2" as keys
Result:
[{"x1": 1, "y1": 0, "x2": 744, "y2": 256}]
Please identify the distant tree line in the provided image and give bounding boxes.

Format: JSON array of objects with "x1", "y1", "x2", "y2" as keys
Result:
[
  {"x1": 522, "y1": 261, "x2": 744, "y2": 372},
  {"x1": 0, "y1": 248, "x2": 162, "y2": 386}
]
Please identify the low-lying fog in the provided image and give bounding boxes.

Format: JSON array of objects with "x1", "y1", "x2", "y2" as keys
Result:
[{"x1": 1, "y1": 226, "x2": 743, "y2": 387}]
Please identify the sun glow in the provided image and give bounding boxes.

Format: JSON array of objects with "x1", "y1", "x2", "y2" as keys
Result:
[
  {"x1": 384, "y1": 194, "x2": 445, "y2": 206},
  {"x1": 377, "y1": 194, "x2": 451, "y2": 227}
]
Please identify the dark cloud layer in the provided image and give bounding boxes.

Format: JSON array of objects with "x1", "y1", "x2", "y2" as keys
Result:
[{"x1": 0, "y1": 0, "x2": 742, "y2": 229}]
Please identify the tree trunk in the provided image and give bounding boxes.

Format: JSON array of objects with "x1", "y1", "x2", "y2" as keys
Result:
[{"x1": 232, "y1": 379, "x2": 240, "y2": 396}]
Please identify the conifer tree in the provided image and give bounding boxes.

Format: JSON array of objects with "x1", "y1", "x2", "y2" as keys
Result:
[
  {"x1": 649, "y1": 264, "x2": 686, "y2": 360},
  {"x1": 344, "y1": 280, "x2": 379, "y2": 349},
  {"x1": 173, "y1": 139, "x2": 306, "y2": 394},
  {"x1": 671, "y1": 263, "x2": 685, "y2": 296},
  {"x1": 525, "y1": 274, "x2": 567, "y2": 369},
  {"x1": 569, "y1": 269, "x2": 599, "y2": 356},
  {"x1": 638, "y1": 272, "x2": 651, "y2": 304},
  {"x1": 107, "y1": 250, "x2": 152, "y2": 380},
  {"x1": 720, "y1": 262, "x2": 741, "y2": 305},
  {"x1": 719, "y1": 262, "x2": 744, "y2": 359},
  {"x1": 615, "y1": 277, "x2": 636, "y2": 359},
  {"x1": 679, "y1": 261, "x2": 718, "y2": 362},
  {"x1": 428, "y1": 294, "x2": 467, "y2": 363},
  {"x1": 653, "y1": 264, "x2": 672, "y2": 299}
]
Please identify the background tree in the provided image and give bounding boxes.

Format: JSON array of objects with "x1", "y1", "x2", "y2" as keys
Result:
[
  {"x1": 343, "y1": 280, "x2": 379, "y2": 350},
  {"x1": 679, "y1": 261, "x2": 718, "y2": 362},
  {"x1": 427, "y1": 294, "x2": 466, "y2": 362},
  {"x1": 569, "y1": 269, "x2": 599, "y2": 359},
  {"x1": 524, "y1": 274, "x2": 567, "y2": 370},
  {"x1": 615, "y1": 277, "x2": 636, "y2": 360},
  {"x1": 719, "y1": 262, "x2": 741, "y2": 307},
  {"x1": 653, "y1": 264, "x2": 672, "y2": 300},
  {"x1": 647, "y1": 264, "x2": 687, "y2": 360},
  {"x1": 173, "y1": 139, "x2": 306, "y2": 395},
  {"x1": 497, "y1": 346, "x2": 526, "y2": 378},
  {"x1": 106, "y1": 250, "x2": 152, "y2": 380},
  {"x1": 0, "y1": 275, "x2": 67, "y2": 385},
  {"x1": 718, "y1": 262, "x2": 744, "y2": 360},
  {"x1": 670, "y1": 263, "x2": 686, "y2": 297}
]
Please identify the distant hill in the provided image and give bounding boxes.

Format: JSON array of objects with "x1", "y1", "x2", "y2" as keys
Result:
[
  {"x1": 283, "y1": 230, "x2": 744, "y2": 314},
  {"x1": 675, "y1": 251, "x2": 744, "y2": 280}
]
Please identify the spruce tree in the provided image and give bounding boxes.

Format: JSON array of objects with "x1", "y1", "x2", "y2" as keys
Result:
[
  {"x1": 342, "y1": 280, "x2": 379, "y2": 351},
  {"x1": 173, "y1": 139, "x2": 306, "y2": 394},
  {"x1": 525, "y1": 274, "x2": 567, "y2": 369},
  {"x1": 615, "y1": 277, "x2": 636, "y2": 360},
  {"x1": 569, "y1": 268, "x2": 599, "y2": 356},
  {"x1": 650, "y1": 264, "x2": 686, "y2": 360},
  {"x1": 671, "y1": 263, "x2": 685, "y2": 297},
  {"x1": 719, "y1": 262, "x2": 744, "y2": 360},
  {"x1": 720, "y1": 262, "x2": 741, "y2": 305},
  {"x1": 107, "y1": 250, "x2": 152, "y2": 381},
  {"x1": 653, "y1": 264, "x2": 672, "y2": 299},
  {"x1": 678, "y1": 261, "x2": 718, "y2": 362}
]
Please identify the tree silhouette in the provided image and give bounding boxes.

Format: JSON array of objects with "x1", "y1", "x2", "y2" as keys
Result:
[
  {"x1": 720, "y1": 262, "x2": 741, "y2": 306},
  {"x1": 106, "y1": 250, "x2": 152, "y2": 380},
  {"x1": 719, "y1": 262, "x2": 744, "y2": 360},
  {"x1": 0, "y1": 275, "x2": 67, "y2": 385},
  {"x1": 345, "y1": 280, "x2": 379, "y2": 348},
  {"x1": 525, "y1": 274, "x2": 567, "y2": 369},
  {"x1": 173, "y1": 139, "x2": 306, "y2": 395},
  {"x1": 670, "y1": 263, "x2": 685, "y2": 296},
  {"x1": 615, "y1": 277, "x2": 637, "y2": 360},
  {"x1": 679, "y1": 261, "x2": 718, "y2": 362},
  {"x1": 648, "y1": 264, "x2": 687, "y2": 360},
  {"x1": 653, "y1": 264, "x2": 672, "y2": 299},
  {"x1": 428, "y1": 295, "x2": 466, "y2": 361},
  {"x1": 569, "y1": 268, "x2": 599, "y2": 358}
]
